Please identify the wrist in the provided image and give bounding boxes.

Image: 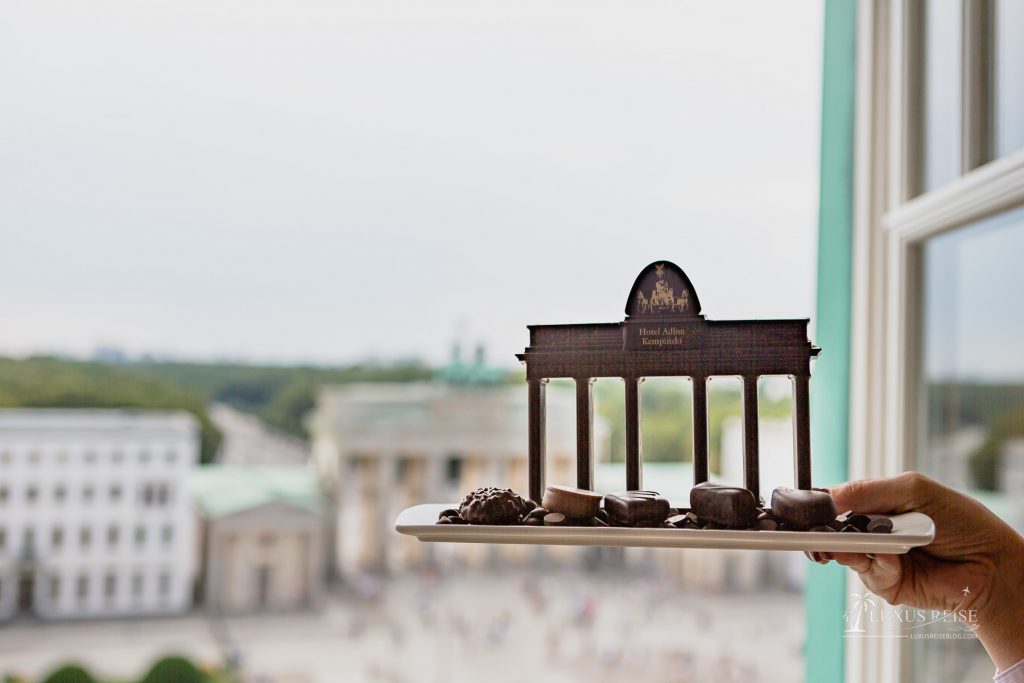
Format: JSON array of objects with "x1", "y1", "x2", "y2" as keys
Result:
[{"x1": 976, "y1": 530, "x2": 1024, "y2": 671}]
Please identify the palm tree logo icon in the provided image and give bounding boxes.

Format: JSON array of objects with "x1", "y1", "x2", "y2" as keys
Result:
[{"x1": 844, "y1": 593, "x2": 877, "y2": 633}]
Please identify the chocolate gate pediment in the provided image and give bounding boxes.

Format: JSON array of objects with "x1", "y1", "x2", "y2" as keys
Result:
[{"x1": 624, "y1": 261, "x2": 702, "y2": 320}]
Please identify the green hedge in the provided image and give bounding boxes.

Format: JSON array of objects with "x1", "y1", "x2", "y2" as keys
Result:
[
  {"x1": 40, "y1": 665, "x2": 97, "y2": 683},
  {"x1": 138, "y1": 656, "x2": 205, "y2": 683}
]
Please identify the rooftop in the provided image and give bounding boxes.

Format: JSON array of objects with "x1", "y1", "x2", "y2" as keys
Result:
[
  {"x1": 308, "y1": 381, "x2": 591, "y2": 459},
  {"x1": 0, "y1": 408, "x2": 198, "y2": 434},
  {"x1": 190, "y1": 464, "x2": 323, "y2": 518}
]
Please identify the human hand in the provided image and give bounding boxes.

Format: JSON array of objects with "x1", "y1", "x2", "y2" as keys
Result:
[{"x1": 819, "y1": 472, "x2": 1024, "y2": 671}]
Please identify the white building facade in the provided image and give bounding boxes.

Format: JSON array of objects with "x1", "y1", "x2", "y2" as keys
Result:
[
  {"x1": 191, "y1": 465, "x2": 325, "y2": 615},
  {"x1": 0, "y1": 409, "x2": 199, "y2": 621}
]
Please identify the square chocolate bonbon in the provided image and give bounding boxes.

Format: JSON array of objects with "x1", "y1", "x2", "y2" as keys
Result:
[
  {"x1": 604, "y1": 490, "x2": 671, "y2": 527},
  {"x1": 690, "y1": 482, "x2": 759, "y2": 529}
]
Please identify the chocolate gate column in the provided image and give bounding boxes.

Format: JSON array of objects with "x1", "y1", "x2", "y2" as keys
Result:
[
  {"x1": 624, "y1": 376, "x2": 642, "y2": 490},
  {"x1": 691, "y1": 375, "x2": 709, "y2": 484},
  {"x1": 528, "y1": 378, "x2": 547, "y2": 503},
  {"x1": 794, "y1": 373, "x2": 812, "y2": 490},
  {"x1": 742, "y1": 375, "x2": 760, "y2": 500},
  {"x1": 575, "y1": 377, "x2": 594, "y2": 490}
]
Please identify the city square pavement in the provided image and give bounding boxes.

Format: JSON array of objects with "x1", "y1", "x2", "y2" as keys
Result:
[{"x1": 0, "y1": 570, "x2": 804, "y2": 683}]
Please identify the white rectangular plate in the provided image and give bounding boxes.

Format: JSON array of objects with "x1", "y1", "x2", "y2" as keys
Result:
[{"x1": 396, "y1": 504, "x2": 935, "y2": 554}]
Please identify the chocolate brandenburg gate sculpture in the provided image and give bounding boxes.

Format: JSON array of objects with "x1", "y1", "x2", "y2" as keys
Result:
[{"x1": 516, "y1": 261, "x2": 820, "y2": 504}]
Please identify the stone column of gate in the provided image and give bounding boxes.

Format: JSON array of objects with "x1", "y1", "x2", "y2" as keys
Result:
[
  {"x1": 742, "y1": 376, "x2": 760, "y2": 500},
  {"x1": 793, "y1": 373, "x2": 812, "y2": 490},
  {"x1": 575, "y1": 376, "x2": 594, "y2": 490},
  {"x1": 624, "y1": 375, "x2": 642, "y2": 491},
  {"x1": 691, "y1": 374, "x2": 709, "y2": 486},
  {"x1": 527, "y1": 378, "x2": 547, "y2": 503}
]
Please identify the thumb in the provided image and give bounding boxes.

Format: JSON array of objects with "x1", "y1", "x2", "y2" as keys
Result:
[{"x1": 828, "y1": 472, "x2": 936, "y2": 515}]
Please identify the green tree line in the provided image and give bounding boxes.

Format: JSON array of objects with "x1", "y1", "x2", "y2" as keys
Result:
[
  {"x1": 0, "y1": 357, "x2": 222, "y2": 463},
  {"x1": 0, "y1": 356, "x2": 435, "y2": 462}
]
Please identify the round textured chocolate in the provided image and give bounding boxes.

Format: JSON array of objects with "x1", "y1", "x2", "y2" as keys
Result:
[{"x1": 458, "y1": 486, "x2": 529, "y2": 525}]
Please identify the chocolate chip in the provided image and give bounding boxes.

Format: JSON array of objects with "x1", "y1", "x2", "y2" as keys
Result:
[
  {"x1": 446, "y1": 515, "x2": 468, "y2": 525},
  {"x1": 438, "y1": 508, "x2": 460, "y2": 520},
  {"x1": 437, "y1": 517, "x2": 453, "y2": 525},
  {"x1": 592, "y1": 516, "x2": 609, "y2": 527},
  {"x1": 755, "y1": 518, "x2": 778, "y2": 531},
  {"x1": 524, "y1": 517, "x2": 543, "y2": 526},
  {"x1": 526, "y1": 507, "x2": 549, "y2": 520},
  {"x1": 867, "y1": 516, "x2": 893, "y2": 534},
  {"x1": 757, "y1": 510, "x2": 781, "y2": 526},
  {"x1": 543, "y1": 512, "x2": 567, "y2": 526},
  {"x1": 840, "y1": 524, "x2": 862, "y2": 533},
  {"x1": 665, "y1": 514, "x2": 687, "y2": 528},
  {"x1": 808, "y1": 524, "x2": 835, "y2": 532},
  {"x1": 845, "y1": 514, "x2": 871, "y2": 532}
]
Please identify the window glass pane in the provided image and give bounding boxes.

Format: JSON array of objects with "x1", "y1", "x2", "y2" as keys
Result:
[
  {"x1": 639, "y1": 377, "x2": 694, "y2": 465},
  {"x1": 758, "y1": 376, "x2": 796, "y2": 492},
  {"x1": 994, "y1": 0, "x2": 1024, "y2": 158},
  {"x1": 915, "y1": 205, "x2": 1024, "y2": 683},
  {"x1": 919, "y1": 0, "x2": 962, "y2": 193},
  {"x1": 593, "y1": 378, "x2": 626, "y2": 494},
  {"x1": 706, "y1": 376, "x2": 745, "y2": 487}
]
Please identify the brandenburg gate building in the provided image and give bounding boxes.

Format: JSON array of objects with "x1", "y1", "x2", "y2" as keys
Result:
[{"x1": 516, "y1": 261, "x2": 820, "y2": 503}]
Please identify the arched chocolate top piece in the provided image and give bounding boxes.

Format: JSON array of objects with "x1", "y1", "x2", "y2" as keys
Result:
[{"x1": 624, "y1": 261, "x2": 702, "y2": 319}]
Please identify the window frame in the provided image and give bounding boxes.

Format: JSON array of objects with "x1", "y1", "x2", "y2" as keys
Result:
[{"x1": 849, "y1": 2, "x2": 1024, "y2": 681}]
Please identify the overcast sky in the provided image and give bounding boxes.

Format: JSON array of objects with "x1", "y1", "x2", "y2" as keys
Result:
[{"x1": 1, "y1": 0, "x2": 824, "y2": 367}]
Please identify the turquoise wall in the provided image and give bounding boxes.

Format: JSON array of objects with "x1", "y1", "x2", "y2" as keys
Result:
[{"x1": 805, "y1": 1, "x2": 857, "y2": 681}]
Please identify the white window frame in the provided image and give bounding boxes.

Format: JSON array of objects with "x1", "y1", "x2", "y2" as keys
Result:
[{"x1": 849, "y1": 2, "x2": 1024, "y2": 682}]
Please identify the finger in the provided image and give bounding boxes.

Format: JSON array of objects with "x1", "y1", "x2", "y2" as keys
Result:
[
  {"x1": 828, "y1": 552, "x2": 873, "y2": 573},
  {"x1": 871, "y1": 553, "x2": 903, "y2": 578},
  {"x1": 835, "y1": 553, "x2": 904, "y2": 601},
  {"x1": 828, "y1": 472, "x2": 937, "y2": 515}
]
